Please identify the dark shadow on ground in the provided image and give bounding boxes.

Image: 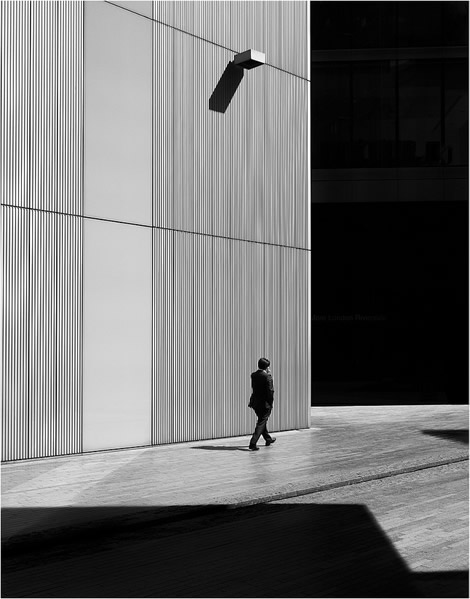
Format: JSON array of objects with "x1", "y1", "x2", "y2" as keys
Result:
[
  {"x1": 209, "y1": 62, "x2": 244, "y2": 113},
  {"x1": 422, "y1": 429, "x2": 469, "y2": 444},
  {"x1": 2, "y1": 504, "x2": 468, "y2": 597},
  {"x1": 192, "y1": 445, "x2": 250, "y2": 451},
  {"x1": 413, "y1": 571, "x2": 469, "y2": 598}
]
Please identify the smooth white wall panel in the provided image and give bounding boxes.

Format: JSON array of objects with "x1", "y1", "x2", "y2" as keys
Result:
[
  {"x1": 153, "y1": 24, "x2": 309, "y2": 249},
  {"x1": 85, "y1": 1, "x2": 152, "y2": 225},
  {"x1": 152, "y1": 1, "x2": 309, "y2": 80},
  {"x1": 83, "y1": 219, "x2": 152, "y2": 451},
  {"x1": 108, "y1": 1, "x2": 153, "y2": 19}
]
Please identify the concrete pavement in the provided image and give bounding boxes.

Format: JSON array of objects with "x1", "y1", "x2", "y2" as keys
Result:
[{"x1": 2, "y1": 405, "x2": 468, "y2": 548}]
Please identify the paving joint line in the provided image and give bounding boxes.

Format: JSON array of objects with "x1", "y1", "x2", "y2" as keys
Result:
[
  {"x1": 2, "y1": 454, "x2": 467, "y2": 553},
  {"x1": 225, "y1": 454, "x2": 469, "y2": 508}
]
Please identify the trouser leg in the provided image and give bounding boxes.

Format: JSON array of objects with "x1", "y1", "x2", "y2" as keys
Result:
[{"x1": 250, "y1": 407, "x2": 273, "y2": 446}]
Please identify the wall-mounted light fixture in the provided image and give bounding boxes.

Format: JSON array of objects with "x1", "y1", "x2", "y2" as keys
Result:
[{"x1": 233, "y1": 49, "x2": 265, "y2": 70}]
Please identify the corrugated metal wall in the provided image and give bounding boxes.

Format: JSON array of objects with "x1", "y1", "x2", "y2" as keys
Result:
[
  {"x1": 1, "y1": 2, "x2": 83, "y2": 461},
  {"x1": 151, "y1": 1, "x2": 311, "y2": 444},
  {"x1": 152, "y1": 1, "x2": 309, "y2": 80},
  {"x1": 2, "y1": 208, "x2": 30, "y2": 461},
  {"x1": 2, "y1": 0, "x2": 310, "y2": 460},
  {"x1": 153, "y1": 23, "x2": 309, "y2": 248},
  {"x1": 152, "y1": 231, "x2": 310, "y2": 444}
]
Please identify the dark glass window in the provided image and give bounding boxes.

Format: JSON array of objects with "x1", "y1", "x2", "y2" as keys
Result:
[
  {"x1": 312, "y1": 2, "x2": 468, "y2": 50},
  {"x1": 312, "y1": 63, "x2": 352, "y2": 168},
  {"x1": 398, "y1": 61, "x2": 441, "y2": 166},
  {"x1": 352, "y1": 62, "x2": 396, "y2": 167},
  {"x1": 397, "y1": 3, "x2": 443, "y2": 48},
  {"x1": 312, "y1": 59, "x2": 468, "y2": 169},
  {"x1": 349, "y1": 2, "x2": 396, "y2": 49},
  {"x1": 444, "y1": 59, "x2": 469, "y2": 165},
  {"x1": 443, "y1": 2, "x2": 469, "y2": 47},
  {"x1": 311, "y1": 2, "x2": 354, "y2": 51},
  {"x1": 311, "y1": 2, "x2": 396, "y2": 50}
]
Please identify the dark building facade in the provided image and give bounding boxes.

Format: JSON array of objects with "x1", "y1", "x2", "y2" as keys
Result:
[{"x1": 311, "y1": 2, "x2": 468, "y2": 404}]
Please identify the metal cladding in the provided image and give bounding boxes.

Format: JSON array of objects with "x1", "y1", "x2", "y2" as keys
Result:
[
  {"x1": 152, "y1": 231, "x2": 311, "y2": 445},
  {"x1": 2, "y1": 0, "x2": 310, "y2": 460},
  {"x1": 153, "y1": 22, "x2": 310, "y2": 249},
  {"x1": 1, "y1": 2, "x2": 83, "y2": 461},
  {"x1": 151, "y1": 1, "x2": 310, "y2": 445},
  {"x1": 152, "y1": 0, "x2": 309, "y2": 80}
]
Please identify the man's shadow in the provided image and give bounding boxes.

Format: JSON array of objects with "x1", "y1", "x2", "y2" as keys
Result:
[{"x1": 193, "y1": 445, "x2": 250, "y2": 451}]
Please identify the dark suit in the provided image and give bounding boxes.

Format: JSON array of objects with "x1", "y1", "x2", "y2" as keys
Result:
[{"x1": 249, "y1": 369, "x2": 274, "y2": 447}]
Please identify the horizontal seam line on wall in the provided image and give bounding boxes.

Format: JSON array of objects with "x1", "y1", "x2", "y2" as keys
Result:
[
  {"x1": 1, "y1": 204, "x2": 311, "y2": 252},
  {"x1": 104, "y1": 0, "x2": 310, "y2": 83},
  {"x1": 311, "y1": 47, "x2": 468, "y2": 63},
  {"x1": 312, "y1": 177, "x2": 466, "y2": 182}
]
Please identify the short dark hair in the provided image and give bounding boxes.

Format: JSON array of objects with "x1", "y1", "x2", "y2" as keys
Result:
[{"x1": 258, "y1": 357, "x2": 270, "y2": 370}]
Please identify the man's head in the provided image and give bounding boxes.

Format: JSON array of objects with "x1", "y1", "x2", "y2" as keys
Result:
[{"x1": 258, "y1": 357, "x2": 270, "y2": 370}]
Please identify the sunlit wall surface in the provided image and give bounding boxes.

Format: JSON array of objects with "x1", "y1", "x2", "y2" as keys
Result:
[{"x1": 1, "y1": 1, "x2": 311, "y2": 460}]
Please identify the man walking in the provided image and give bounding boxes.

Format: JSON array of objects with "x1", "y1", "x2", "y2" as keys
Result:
[{"x1": 248, "y1": 358, "x2": 276, "y2": 451}]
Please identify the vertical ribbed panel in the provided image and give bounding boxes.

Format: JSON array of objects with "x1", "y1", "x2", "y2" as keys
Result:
[
  {"x1": 153, "y1": 23, "x2": 309, "y2": 249},
  {"x1": 1, "y1": 2, "x2": 30, "y2": 208},
  {"x1": 151, "y1": 0, "x2": 310, "y2": 444},
  {"x1": 2, "y1": 208, "x2": 30, "y2": 461},
  {"x1": 56, "y1": 215, "x2": 82, "y2": 456},
  {"x1": 153, "y1": 21, "x2": 173, "y2": 230},
  {"x1": 2, "y1": 1, "x2": 83, "y2": 213},
  {"x1": 29, "y1": 211, "x2": 57, "y2": 457},
  {"x1": 30, "y1": 2, "x2": 58, "y2": 212},
  {"x1": 57, "y1": 2, "x2": 83, "y2": 215},
  {"x1": 2, "y1": 209, "x2": 83, "y2": 461},
  {"x1": 152, "y1": 232, "x2": 310, "y2": 445},
  {"x1": 152, "y1": 1, "x2": 309, "y2": 80},
  {"x1": 1, "y1": 2, "x2": 83, "y2": 461},
  {"x1": 152, "y1": 229, "x2": 174, "y2": 444}
]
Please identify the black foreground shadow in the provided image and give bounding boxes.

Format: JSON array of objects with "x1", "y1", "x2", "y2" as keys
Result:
[
  {"x1": 422, "y1": 429, "x2": 469, "y2": 444},
  {"x1": 2, "y1": 504, "x2": 468, "y2": 598},
  {"x1": 209, "y1": 61, "x2": 244, "y2": 113}
]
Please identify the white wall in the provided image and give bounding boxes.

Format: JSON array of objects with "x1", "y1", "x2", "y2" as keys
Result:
[
  {"x1": 84, "y1": 1, "x2": 152, "y2": 226},
  {"x1": 83, "y1": 218, "x2": 152, "y2": 451}
]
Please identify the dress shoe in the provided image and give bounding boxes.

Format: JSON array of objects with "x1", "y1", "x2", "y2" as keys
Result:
[
  {"x1": 249, "y1": 445, "x2": 259, "y2": 451},
  {"x1": 265, "y1": 437, "x2": 276, "y2": 446}
]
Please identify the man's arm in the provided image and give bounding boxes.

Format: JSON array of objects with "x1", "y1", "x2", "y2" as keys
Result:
[
  {"x1": 263, "y1": 371, "x2": 274, "y2": 405},
  {"x1": 266, "y1": 372, "x2": 274, "y2": 396}
]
